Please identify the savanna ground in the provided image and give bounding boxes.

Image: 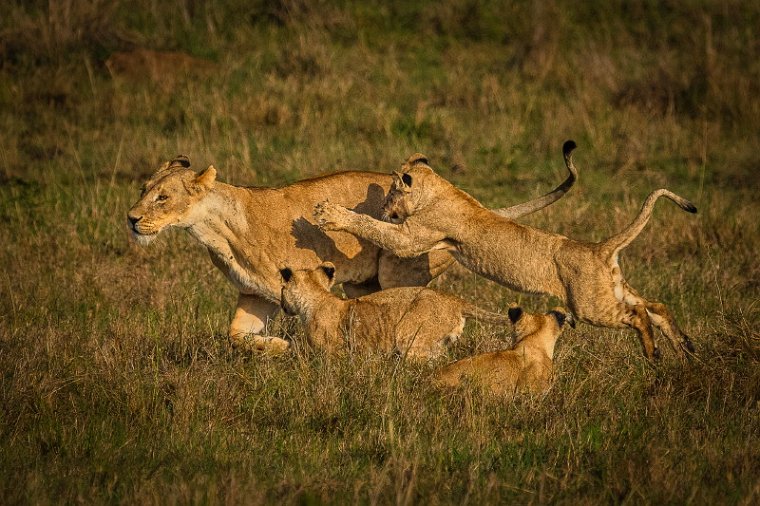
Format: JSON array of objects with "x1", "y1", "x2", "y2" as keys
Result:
[{"x1": 1, "y1": 1, "x2": 758, "y2": 504}]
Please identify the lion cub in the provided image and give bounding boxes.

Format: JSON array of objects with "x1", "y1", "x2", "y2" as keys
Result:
[
  {"x1": 280, "y1": 263, "x2": 513, "y2": 359},
  {"x1": 314, "y1": 141, "x2": 697, "y2": 360},
  {"x1": 434, "y1": 307, "x2": 572, "y2": 396}
]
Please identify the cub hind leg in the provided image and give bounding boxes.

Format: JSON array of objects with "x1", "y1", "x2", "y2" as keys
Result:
[
  {"x1": 625, "y1": 303, "x2": 660, "y2": 360},
  {"x1": 618, "y1": 277, "x2": 694, "y2": 358},
  {"x1": 644, "y1": 301, "x2": 695, "y2": 358},
  {"x1": 399, "y1": 315, "x2": 465, "y2": 360},
  {"x1": 576, "y1": 292, "x2": 660, "y2": 359}
]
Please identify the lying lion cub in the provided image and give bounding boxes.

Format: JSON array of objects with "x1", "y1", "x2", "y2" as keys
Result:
[
  {"x1": 314, "y1": 141, "x2": 696, "y2": 360},
  {"x1": 279, "y1": 263, "x2": 513, "y2": 359},
  {"x1": 434, "y1": 307, "x2": 573, "y2": 395}
]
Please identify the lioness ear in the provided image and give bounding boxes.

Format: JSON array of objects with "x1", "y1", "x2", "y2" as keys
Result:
[
  {"x1": 169, "y1": 155, "x2": 191, "y2": 168},
  {"x1": 320, "y1": 262, "x2": 336, "y2": 281},
  {"x1": 508, "y1": 306, "x2": 523, "y2": 324},
  {"x1": 401, "y1": 173, "x2": 413, "y2": 187},
  {"x1": 280, "y1": 268, "x2": 293, "y2": 283},
  {"x1": 194, "y1": 165, "x2": 217, "y2": 190}
]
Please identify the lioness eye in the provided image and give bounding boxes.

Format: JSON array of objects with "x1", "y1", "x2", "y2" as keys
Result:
[{"x1": 156, "y1": 194, "x2": 169, "y2": 202}]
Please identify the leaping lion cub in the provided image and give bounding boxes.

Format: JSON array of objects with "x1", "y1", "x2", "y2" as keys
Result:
[
  {"x1": 434, "y1": 307, "x2": 573, "y2": 396},
  {"x1": 279, "y1": 263, "x2": 513, "y2": 360},
  {"x1": 314, "y1": 141, "x2": 697, "y2": 360}
]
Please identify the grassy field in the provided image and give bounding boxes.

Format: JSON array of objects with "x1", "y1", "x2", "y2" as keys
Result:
[{"x1": 1, "y1": 1, "x2": 758, "y2": 503}]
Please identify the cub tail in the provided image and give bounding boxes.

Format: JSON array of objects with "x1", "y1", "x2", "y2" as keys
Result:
[
  {"x1": 493, "y1": 140, "x2": 579, "y2": 220},
  {"x1": 602, "y1": 189, "x2": 697, "y2": 257}
]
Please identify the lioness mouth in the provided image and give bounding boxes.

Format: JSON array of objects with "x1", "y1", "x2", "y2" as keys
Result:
[{"x1": 130, "y1": 229, "x2": 158, "y2": 246}]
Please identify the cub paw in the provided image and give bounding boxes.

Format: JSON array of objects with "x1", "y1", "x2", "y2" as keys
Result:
[{"x1": 314, "y1": 201, "x2": 350, "y2": 231}]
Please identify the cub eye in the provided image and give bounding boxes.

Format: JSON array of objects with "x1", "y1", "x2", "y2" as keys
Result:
[{"x1": 156, "y1": 194, "x2": 169, "y2": 203}]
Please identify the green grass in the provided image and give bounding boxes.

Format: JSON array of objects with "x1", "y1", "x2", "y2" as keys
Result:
[{"x1": 1, "y1": 1, "x2": 758, "y2": 504}]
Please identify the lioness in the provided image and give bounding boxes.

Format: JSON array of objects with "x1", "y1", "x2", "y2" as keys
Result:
[
  {"x1": 280, "y1": 262, "x2": 513, "y2": 359},
  {"x1": 434, "y1": 306, "x2": 573, "y2": 395},
  {"x1": 314, "y1": 141, "x2": 697, "y2": 359},
  {"x1": 127, "y1": 154, "x2": 577, "y2": 352}
]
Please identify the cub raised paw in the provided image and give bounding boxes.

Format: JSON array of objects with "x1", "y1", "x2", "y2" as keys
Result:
[{"x1": 313, "y1": 200, "x2": 353, "y2": 231}]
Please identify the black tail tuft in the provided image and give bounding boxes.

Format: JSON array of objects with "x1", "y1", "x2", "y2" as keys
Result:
[
  {"x1": 562, "y1": 140, "x2": 577, "y2": 157},
  {"x1": 685, "y1": 202, "x2": 698, "y2": 214}
]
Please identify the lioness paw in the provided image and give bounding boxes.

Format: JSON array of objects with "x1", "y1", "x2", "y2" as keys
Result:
[{"x1": 230, "y1": 334, "x2": 291, "y2": 355}]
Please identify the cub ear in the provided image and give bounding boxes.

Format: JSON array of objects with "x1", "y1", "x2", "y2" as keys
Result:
[
  {"x1": 549, "y1": 310, "x2": 566, "y2": 328},
  {"x1": 508, "y1": 306, "x2": 523, "y2": 324},
  {"x1": 280, "y1": 268, "x2": 293, "y2": 283},
  {"x1": 169, "y1": 155, "x2": 191, "y2": 168},
  {"x1": 406, "y1": 153, "x2": 428, "y2": 166},
  {"x1": 549, "y1": 309, "x2": 575, "y2": 328},
  {"x1": 194, "y1": 165, "x2": 217, "y2": 190},
  {"x1": 320, "y1": 262, "x2": 336, "y2": 281},
  {"x1": 549, "y1": 307, "x2": 575, "y2": 328},
  {"x1": 401, "y1": 173, "x2": 413, "y2": 187}
]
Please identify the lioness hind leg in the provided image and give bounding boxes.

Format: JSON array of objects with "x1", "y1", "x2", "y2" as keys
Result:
[
  {"x1": 229, "y1": 294, "x2": 290, "y2": 354},
  {"x1": 645, "y1": 301, "x2": 695, "y2": 358},
  {"x1": 343, "y1": 278, "x2": 381, "y2": 298},
  {"x1": 377, "y1": 251, "x2": 453, "y2": 290}
]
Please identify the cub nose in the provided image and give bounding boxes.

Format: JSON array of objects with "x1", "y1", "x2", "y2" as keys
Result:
[{"x1": 127, "y1": 214, "x2": 141, "y2": 227}]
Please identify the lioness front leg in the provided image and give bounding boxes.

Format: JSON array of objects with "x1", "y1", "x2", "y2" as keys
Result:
[
  {"x1": 229, "y1": 293, "x2": 290, "y2": 354},
  {"x1": 314, "y1": 201, "x2": 448, "y2": 258}
]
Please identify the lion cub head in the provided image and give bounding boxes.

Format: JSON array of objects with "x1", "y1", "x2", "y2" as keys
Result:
[
  {"x1": 127, "y1": 156, "x2": 217, "y2": 245},
  {"x1": 382, "y1": 153, "x2": 438, "y2": 224},
  {"x1": 508, "y1": 306, "x2": 574, "y2": 345},
  {"x1": 279, "y1": 262, "x2": 336, "y2": 317}
]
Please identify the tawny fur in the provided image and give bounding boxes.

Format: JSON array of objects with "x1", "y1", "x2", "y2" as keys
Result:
[
  {"x1": 280, "y1": 263, "x2": 514, "y2": 360},
  {"x1": 127, "y1": 155, "x2": 577, "y2": 353},
  {"x1": 314, "y1": 142, "x2": 697, "y2": 359},
  {"x1": 434, "y1": 307, "x2": 572, "y2": 395}
]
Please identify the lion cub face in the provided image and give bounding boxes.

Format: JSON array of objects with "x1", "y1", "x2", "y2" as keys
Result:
[
  {"x1": 382, "y1": 153, "x2": 435, "y2": 224},
  {"x1": 508, "y1": 306, "x2": 571, "y2": 344},
  {"x1": 127, "y1": 156, "x2": 216, "y2": 245},
  {"x1": 280, "y1": 263, "x2": 336, "y2": 316}
]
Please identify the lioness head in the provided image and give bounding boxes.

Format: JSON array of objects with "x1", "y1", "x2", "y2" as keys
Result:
[
  {"x1": 279, "y1": 262, "x2": 336, "y2": 316},
  {"x1": 127, "y1": 156, "x2": 217, "y2": 245},
  {"x1": 508, "y1": 306, "x2": 574, "y2": 343},
  {"x1": 382, "y1": 153, "x2": 435, "y2": 224}
]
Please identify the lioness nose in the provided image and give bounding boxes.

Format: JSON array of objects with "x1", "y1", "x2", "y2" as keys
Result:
[{"x1": 127, "y1": 214, "x2": 141, "y2": 226}]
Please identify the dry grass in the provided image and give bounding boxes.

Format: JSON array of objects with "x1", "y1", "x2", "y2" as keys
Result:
[{"x1": 1, "y1": 1, "x2": 759, "y2": 504}]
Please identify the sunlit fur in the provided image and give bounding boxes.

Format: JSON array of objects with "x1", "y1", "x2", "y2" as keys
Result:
[
  {"x1": 315, "y1": 143, "x2": 697, "y2": 360},
  {"x1": 280, "y1": 263, "x2": 515, "y2": 360},
  {"x1": 434, "y1": 307, "x2": 573, "y2": 396},
  {"x1": 128, "y1": 153, "x2": 578, "y2": 354}
]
